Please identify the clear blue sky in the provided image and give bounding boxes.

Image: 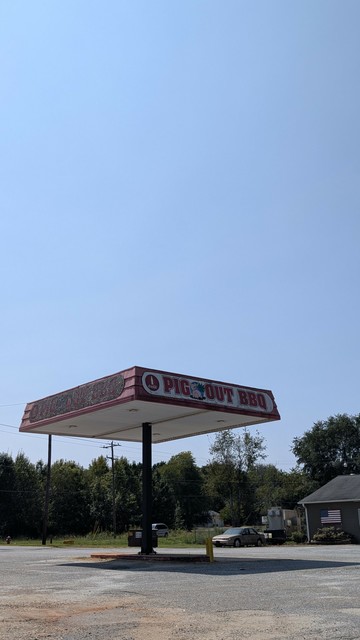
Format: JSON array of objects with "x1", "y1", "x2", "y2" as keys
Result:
[{"x1": 1, "y1": 1, "x2": 359, "y2": 472}]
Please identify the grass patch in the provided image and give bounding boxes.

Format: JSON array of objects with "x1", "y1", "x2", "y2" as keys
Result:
[{"x1": 1, "y1": 528, "x2": 222, "y2": 548}]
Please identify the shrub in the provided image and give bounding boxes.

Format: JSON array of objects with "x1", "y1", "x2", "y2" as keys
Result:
[
  {"x1": 290, "y1": 530, "x2": 307, "y2": 544},
  {"x1": 312, "y1": 526, "x2": 353, "y2": 543}
]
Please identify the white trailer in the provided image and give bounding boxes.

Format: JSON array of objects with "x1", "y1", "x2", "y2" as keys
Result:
[{"x1": 264, "y1": 507, "x2": 300, "y2": 544}]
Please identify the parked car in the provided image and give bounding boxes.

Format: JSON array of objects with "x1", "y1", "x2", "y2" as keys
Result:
[
  {"x1": 212, "y1": 527, "x2": 266, "y2": 548},
  {"x1": 152, "y1": 523, "x2": 169, "y2": 537}
]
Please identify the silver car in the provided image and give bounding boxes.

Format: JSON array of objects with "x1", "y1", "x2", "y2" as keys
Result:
[
  {"x1": 152, "y1": 523, "x2": 169, "y2": 537},
  {"x1": 212, "y1": 527, "x2": 266, "y2": 548}
]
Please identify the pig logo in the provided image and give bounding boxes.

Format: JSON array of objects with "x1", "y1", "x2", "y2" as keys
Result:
[{"x1": 190, "y1": 382, "x2": 205, "y2": 400}]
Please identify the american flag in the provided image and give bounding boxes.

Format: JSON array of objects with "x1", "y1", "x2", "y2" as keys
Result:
[{"x1": 320, "y1": 509, "x2": 341, "y2": 524}]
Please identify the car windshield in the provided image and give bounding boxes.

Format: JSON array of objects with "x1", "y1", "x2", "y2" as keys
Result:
[{"x1": 223, "y1": 528, "x2": 244, "y2": 535}]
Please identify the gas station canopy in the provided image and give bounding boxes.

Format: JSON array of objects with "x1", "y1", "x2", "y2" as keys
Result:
[
  {"x1": 20, "y1": 366, "x2": 280, "y2": 555},
  {"x1": 20, "y1": 366, "x2": 280, "y2": 442}
]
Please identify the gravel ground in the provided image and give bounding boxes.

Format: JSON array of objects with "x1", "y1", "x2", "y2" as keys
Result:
[{"x1": 1, "y1": 544, "x2": 360, "y2": 639}]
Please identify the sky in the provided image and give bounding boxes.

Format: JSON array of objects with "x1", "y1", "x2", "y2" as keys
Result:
[{"x1": 1, "y1": 1, "x2": 359, "y2": 473}]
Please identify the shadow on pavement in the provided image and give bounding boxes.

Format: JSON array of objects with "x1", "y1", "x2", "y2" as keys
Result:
[{"x1": 61, "y1": 555, "x2": 360, "y2": 576}]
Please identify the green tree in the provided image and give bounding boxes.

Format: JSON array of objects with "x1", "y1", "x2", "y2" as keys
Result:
[
  {"x1": 201, "y1": 461, "x2": 228, "y2": 515},
  {"x1": 159, "y1": 452, "x2": 205, "y2": 529},
  {"x1": 49, "y1": 460, "x2": 91, "y2": 535},
  {"x1": 249, "y1": 463, "x2": 286, "y2": 517},
  {"x1": 13, "y1": 452, "x2": 43, "y2": 537},
  {"x1": 292, "y1": 414, "x2": 360, "y2": 483},
  {"x1": 208, "y1": 429, "x2": 266, "y2": 525},
  {"x1": 87, "y1": 456, "x2": 112, "y2": 533},
  {"x1": 114, "y1": 458, "x2": 142, "y2": 531},
  {"x1": 152, "y1": 464, "x2": 176, "y2": 527},
  {"x1": 173, "y1": 500, "x2": 185, "y2": 529},
  {"x1": 0, "y1": 453, "x2": 16, "y2": 537},
  {"x1": 249, "y1": 464, "x2": 317, "y2": 520},
  {"x1": 277, "y1": 468, "x2": 318, "y2": 508}
]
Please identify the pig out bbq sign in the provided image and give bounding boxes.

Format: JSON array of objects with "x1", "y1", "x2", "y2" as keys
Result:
[{"x1": 20, "y1": 366, "x2": 280, "y2": 554}]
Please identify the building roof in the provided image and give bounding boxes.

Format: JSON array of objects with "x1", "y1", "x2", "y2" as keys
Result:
[{"x1": 299, "y1": 475, "x2": 360, "y2": 504}]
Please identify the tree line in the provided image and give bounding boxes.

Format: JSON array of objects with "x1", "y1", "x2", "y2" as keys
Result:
[{"x1": 1, "y1": 413, "x2": 359, "y2": 539}]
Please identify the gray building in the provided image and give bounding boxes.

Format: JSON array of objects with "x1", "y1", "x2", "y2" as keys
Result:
[{"x1": 299, "y1": 475, "x2": 360, "y2": 543}]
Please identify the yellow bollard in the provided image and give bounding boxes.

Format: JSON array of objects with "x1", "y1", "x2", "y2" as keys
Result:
[{"x1": 206, "y1": 537, "x2": 214, "y2": 562}]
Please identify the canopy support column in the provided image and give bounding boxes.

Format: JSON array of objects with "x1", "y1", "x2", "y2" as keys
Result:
[{"x1": 141, "y1": 422, "x2": 154, "y2": 554}]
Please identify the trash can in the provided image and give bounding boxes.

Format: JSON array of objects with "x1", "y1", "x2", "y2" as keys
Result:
[{"x1": 128, "y1": 529, "x2": 158, "y2": 548}]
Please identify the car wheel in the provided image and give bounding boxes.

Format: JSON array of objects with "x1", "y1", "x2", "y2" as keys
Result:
[
  {"x1": 164, "y1": 532, "x2": 168, "y2": 538},
  {"x1": 233, "y1": 538, "x2": 241, "y2": 548},
  {"x1": 256, "y1": 538, "x2": 263, "y2": 546}
]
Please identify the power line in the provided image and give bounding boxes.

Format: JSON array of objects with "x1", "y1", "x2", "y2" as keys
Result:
[
  {"x1": 1, "y1": 421, "x2": 292, "y2": 469},
  {"x1": 0, "y1": 403, "x2": 26, "y2": 407},
  {"x1": 0, "y1": 423, "x2": 189, "y2": 459}
]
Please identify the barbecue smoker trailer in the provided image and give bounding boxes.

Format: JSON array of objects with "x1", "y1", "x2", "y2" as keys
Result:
[{"x1": 264, "y1": 507, "x2": 300, "y2": 544}]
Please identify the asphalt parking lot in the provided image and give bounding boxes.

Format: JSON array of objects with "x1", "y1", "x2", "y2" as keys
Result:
[{"x1": 1, "y1": 543, "x2": 360, "y2": 639}]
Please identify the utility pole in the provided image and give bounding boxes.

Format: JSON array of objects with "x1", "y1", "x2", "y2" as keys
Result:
[{"x1": 102, "y1": 441, "x2": 121, "y2": 537}]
